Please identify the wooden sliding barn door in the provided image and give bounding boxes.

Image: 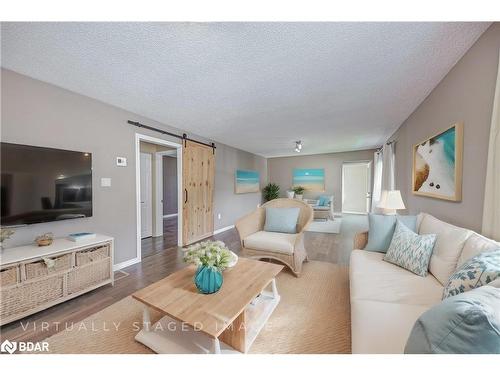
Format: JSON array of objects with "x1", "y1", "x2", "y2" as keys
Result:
[{"x1": 182, "y1": 140, "x2": 215, "y2": 245}]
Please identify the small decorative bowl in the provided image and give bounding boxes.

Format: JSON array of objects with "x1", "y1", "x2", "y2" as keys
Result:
[
  {"x1": 35, "y1": 232, "x2": 54, "y2": 247},
  {"x1": 36, "y1": 238, "x2": 53, "y2": 247}
]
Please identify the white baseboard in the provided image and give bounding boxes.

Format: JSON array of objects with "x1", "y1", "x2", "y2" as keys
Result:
[
  {"x1": 113, "y1": 257, "x2": 141, "y2": 271},
  {"x1": 213, "y1": 225, "x2": 235, "y2": 235},
  {"x1": 163, "y1": 213, "x2": 178, "y2": 218}
]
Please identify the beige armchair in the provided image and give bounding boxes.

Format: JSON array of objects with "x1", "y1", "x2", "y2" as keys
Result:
[{"x1": 235, "y1": 198, "x2": 313, "y2": 277}]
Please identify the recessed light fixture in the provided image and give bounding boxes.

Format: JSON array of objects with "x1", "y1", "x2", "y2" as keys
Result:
[{"x1": 294, "y1": 140, "x2": 302, "y2": 153}]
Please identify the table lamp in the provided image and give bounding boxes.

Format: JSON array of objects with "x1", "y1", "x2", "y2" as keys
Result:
[{"x1": 377, "y1": 190, "x2": 405, "y2": 215}]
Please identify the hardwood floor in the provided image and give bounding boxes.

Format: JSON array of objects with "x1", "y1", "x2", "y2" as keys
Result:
[
  {"x1": 141, "y1": 216, "x2": 178, "y2": 258},
  {"x1": 0, "y1": 214, "x2": 367, "y2": 344}
]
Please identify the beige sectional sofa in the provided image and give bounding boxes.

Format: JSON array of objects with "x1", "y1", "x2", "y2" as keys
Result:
[{"x1": 350, "y1": 213, "x2": 500, "y2": 354}]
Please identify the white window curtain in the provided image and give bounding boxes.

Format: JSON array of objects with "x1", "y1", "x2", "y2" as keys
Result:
[
  {"x1": 381, "y1": 142, "x2": 395, "y2": 192},
  {"x1": 371, "y1": 150, "x2": 383, "y2": 213},
  {"x1": 371, "y1": 142, "x2": 395, "y2": 213},
  {"x1": 482, "y1": 49, "x2": 500, "y2": 241}
]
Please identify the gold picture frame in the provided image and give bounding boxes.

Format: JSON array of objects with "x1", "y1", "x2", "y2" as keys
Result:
[{"x1": 412, "y1": 122, "x2": 463, "y2": 201}]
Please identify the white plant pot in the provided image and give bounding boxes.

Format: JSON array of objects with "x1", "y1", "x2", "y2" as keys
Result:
[
  {"x1": 286, "y1": 191, "x2": 295, "y2": 199},
  {"x1": 295, "y1": 194, "x2": 303, "y2": 200}
]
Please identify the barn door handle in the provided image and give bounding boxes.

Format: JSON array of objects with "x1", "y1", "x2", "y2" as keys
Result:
[{"x1": 184, "y1": 189, "x2": 188, "y2": 204}]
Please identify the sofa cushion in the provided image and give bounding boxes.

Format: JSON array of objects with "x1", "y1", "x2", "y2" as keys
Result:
[
  {"x1": 350, "y1": 250, "x2": 443, "y2": 306},
  {"x1": 405, "y1": 286, "x2": 500, "y2": 354},
  {"x1": 244, "y1": 231, "x2": 298, "y2": 254},
  {"x1": 442, "y1": 250, "x2": 500, "y2": 299},
  {"x1": 351, "y1": 299, "x2": 431, "y2": 354},
  {"x1": 364, "y1": 214, "x2": 417, "y2": 253},
  {"x1": 384, "y1": 221, "x2": 436, "y2": 277},
  {"x1": 419, "y1": 213, "x2": 472, "y2": 285},
  {"x1": 264, "y1": 207, "x2": 300, "y2": 234},
  {"x1": 458, "y1": 232, "x2": 500, "y2": 267}
]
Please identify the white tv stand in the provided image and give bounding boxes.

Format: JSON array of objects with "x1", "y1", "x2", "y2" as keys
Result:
[{"x1": 0, "y1": 234, "x2": 114, "y2": 325}]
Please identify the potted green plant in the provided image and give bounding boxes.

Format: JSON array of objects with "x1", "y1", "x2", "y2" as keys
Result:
[
  {"x1": 263, "y1": 183, "x2": 280, "y2": 202},
  {"x1": 183, "y1": 240, "x2": 235, "y2": 294},
  {"x1": 293, "y1": 186, "x2": 305, "y2": 200}
]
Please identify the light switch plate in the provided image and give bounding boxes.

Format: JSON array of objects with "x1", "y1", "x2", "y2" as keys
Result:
[
  {"x1": 101, "y1": 178, "x2": 112, "y2": 187},
  {"x1": 116, "y1": 157, "x2": 127, "y2": 166}
]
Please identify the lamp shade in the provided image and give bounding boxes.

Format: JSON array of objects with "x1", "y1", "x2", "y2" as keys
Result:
[{"x1": 378, "y1": 190, "x2": 405, "y2": 210}]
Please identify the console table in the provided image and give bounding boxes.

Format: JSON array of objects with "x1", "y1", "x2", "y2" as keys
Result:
[{"x1": 0, "y1": 234, "x2": 114, "y2": 325}]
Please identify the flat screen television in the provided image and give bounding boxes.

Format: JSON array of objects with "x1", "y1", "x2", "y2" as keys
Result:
[{"x1": 1, "y1": 142, "x2": 92, "y2": 226}]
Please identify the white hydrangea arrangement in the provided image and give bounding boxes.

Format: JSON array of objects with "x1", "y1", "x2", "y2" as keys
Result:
[{"x1": 183, "y1": 240, "x2": 233, "y2": 272}]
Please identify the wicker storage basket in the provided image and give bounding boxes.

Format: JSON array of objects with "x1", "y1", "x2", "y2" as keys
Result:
[
  {"x1": 0, "y1": 274, "x2": 64, "y2": 322},
  {"x1": 76, "y1": 245, "x2": 110, "y2": 266},
  {"x1": 0, "y1": 266, "x2": 18, "y2": 287},
  {"x1": 67, "y1": 258, "x2": 110, "y2": 294},
  {"x1": 25, "y1": 253, "x2": 72, "y2": 280}
]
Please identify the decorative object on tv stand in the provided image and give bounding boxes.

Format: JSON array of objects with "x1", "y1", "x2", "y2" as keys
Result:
[
  {"x1": 377, "y1": 190, "x2": 405, "y2": 215},
  {"x1": 235, "y1": 169, "x2": 260, "y2": 194},
  {"x1": 183, "y1": 240, "x2": 236, "y2": 294},
  {"x1": 35, "y1": 232, "x2": 54, "y2": 247},
  {"x1": 412, "y1": 122, "x2": 463, "y2": 201},
  {"x1": 292, "y1": 186, "x2": 305, "y2": 200},
  {"x1": 263, "y1": 183, "x2": 280, "y2": 202},
  {"x1": 68, "y1": 232, "x2": 97, "y2": 242},
  {"x1": 293, "y1": 168, "x2": 325, "y2": 192},
  {"x1": 0, "y1": 228, "x2": 15, "y2": 249},
  {"x1": 286, "y1": 190, "x2": 295, "y2": 199}
]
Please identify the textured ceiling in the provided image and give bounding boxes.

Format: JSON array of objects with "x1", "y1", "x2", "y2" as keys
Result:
[{"x1": 0, "y1": 22, "x2": 490, "y2": 157}]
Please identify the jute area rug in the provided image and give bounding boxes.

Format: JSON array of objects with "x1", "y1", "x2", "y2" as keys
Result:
[{"x1": 44, "y1": 261, "x2": 351, "y2": 354}]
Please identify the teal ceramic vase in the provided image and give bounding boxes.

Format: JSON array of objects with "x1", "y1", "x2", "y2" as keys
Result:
[{"x1": 194, "y1": 266, "x2": 223, "y2": 294}]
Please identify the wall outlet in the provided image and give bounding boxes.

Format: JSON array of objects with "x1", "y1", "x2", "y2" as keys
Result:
[
  {"x1": 217, "y1": 213, "x2": 222, "y2": 220},
  {"x1": 116, "y1": 157, "x2": 127, "y2": 166},
  {"x1": 101, "y1": 177, "x2": 112, "y2": 187}
]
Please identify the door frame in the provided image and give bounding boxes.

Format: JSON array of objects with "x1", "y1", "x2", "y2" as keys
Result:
[
  {"x1": 135, "y1": 133, "x2": 183, "y2": 264},
  {"x1": 341, "y1": 160, "x2": 372, "y2": 215},
  {"x1": 154, "y1": 149, "x2": 178, "y2": 236},
  {"x1": 140, "y1": 152, "x2": 153, "y2": 239}
]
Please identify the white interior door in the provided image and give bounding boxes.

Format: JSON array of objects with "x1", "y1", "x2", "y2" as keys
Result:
[
  {"x1": 140, "y1": 152, "x2": 153, "y2": 238},
  {"x1": 342, "y1": 162, "x2": 371, "y2": 214}
]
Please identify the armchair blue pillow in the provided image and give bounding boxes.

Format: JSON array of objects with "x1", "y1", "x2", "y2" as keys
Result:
[
  {"x1": 364, "y1": 214, "x2": 417, "y2": 252},
  {"x1": 264, "y1": 207, "x2": 300, "y2": 234}
]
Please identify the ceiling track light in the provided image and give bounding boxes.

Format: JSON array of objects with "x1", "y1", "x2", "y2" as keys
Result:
[{"x1": 294, "y1": 140, "x2": 302, "y2": 153}]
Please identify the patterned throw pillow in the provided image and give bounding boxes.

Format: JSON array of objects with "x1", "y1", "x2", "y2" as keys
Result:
[
  {"x1": 442, "y1": 250, "x2": 500, "y2": 299},
  {"x1": 384, "y1": 220, "x2": 437, "y2": 277}
]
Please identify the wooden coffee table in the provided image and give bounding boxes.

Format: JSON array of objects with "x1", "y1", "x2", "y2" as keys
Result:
[{"x1": 132, "y1": 258, "x2": 283, "y2": 354}]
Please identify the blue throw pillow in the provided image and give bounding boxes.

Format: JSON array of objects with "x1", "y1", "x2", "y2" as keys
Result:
[
  {"x1": 264, "y1": 207, "x2": 300, "y2": 234},
  {"x1": 318, "y1": 196, "x2": 331, "y2": 206},
  {"x1": 364, "y1": 214, "x2": 417, "y2": 252},
  {"x1": 384, "y1": 220, "x2": 436, "y2": 277},
  {"x1": 405, "y1": 286, "x2": 500, "y2": 354},
  {"x1": 442, "y1": 250, "x2": 500, "y2": 299}
]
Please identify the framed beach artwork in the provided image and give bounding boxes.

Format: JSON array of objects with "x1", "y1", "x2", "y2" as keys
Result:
[
  {"x1": 412, "y1": 122, "x2": 463, "y2": 201},
  {"x1": 235, "y1": 169, "x2": 260, "y2": 194},
  {"x1": 292, "y1": 168, "x2": 325, "y2": 192}
]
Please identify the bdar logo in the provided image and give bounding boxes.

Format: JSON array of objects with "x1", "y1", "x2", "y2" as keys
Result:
[{"x1": 1, "y1": 339, "x2": 17, "y2": 354}]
